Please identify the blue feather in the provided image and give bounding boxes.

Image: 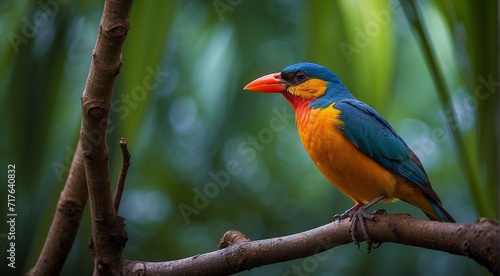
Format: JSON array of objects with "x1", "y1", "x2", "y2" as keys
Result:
[{"x1": 334, "y1": 99, "x2": 430, "y2": 190}]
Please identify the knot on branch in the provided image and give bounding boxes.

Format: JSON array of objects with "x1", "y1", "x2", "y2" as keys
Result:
[
  {"x1": 122, "y1": 261, "x2": 146, "y2": 276},
  {"x1": 82, "y1": 101, "x2": 108, "y2": 119},
  {"x1": 89, "y1": 106, "x2": 105, "y2": 118},
  {"x1": 475, "y1": 217, "x2": 498, "y2": 226},
  {"x1": 110, "y1": 216, "x2": 128, "y2": 250},
  {"x1": 96, "y1": 260, "x2": 107, "y2": 273},
  {"x1": 218, "y1": 230, "x2": 251, "y2": 249},
  {"x1": 58, "y1": 199, "x2": 83, "y2": 218},
  {"x1": 105, "y1": 21, "x2": 129, "y2": 39}
]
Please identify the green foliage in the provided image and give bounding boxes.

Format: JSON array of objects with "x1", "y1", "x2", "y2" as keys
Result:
[
  {"x1": 435, "y1": 0, "x2": 499, "y2": 219},
  {"x1": 0, "y1": 0, "x2": 495, "y2": 275},
  {"x1": 307, "y1": 0, "x2": 397, "y2": 110}
]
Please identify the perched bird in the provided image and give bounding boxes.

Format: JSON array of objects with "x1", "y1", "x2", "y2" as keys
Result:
[{"x1": 244, "y1": 62, "x2": 455, "y2": 246}]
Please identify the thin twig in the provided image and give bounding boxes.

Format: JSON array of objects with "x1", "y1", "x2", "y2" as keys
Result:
[{"x1": 114, "y1": 137, "x2": 131, "y2": 213}]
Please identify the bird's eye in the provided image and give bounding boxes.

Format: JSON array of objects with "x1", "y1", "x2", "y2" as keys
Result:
[{"x1": 295, "y1": 71, "x2": 307, "y2": 82}]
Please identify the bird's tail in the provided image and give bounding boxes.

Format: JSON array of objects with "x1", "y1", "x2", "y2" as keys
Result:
[{"x1": 424, "y1": 194, "x2": 456, "y2": 222}]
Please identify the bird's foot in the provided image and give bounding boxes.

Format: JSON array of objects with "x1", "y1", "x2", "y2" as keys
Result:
[
  {"x1": 332, "y1": 195, "x2": 387, "y2": 252},
  {"x1": 349, "y1": 208, "x2": 384, "y2": 252}
]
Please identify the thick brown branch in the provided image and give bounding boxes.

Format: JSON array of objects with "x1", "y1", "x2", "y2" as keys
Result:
[
  {"x1": 28, "y1": 140, "x2": 88, "y2": 275},
  {"x1": 81, "y1": 0, "x2": 133, "y2": 274},
  {"x1": 120, "y1": 215, "x2": 499, "y2": 275}
]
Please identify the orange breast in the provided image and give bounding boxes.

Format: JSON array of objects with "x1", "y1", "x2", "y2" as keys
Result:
[{"x1": 295, "y1": 104, "x2": 400, "y2": 204}]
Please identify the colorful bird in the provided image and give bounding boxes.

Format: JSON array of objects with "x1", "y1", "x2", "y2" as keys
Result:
[{"x1": 244, "y1": 62, "x2": 455, "y2": 247}]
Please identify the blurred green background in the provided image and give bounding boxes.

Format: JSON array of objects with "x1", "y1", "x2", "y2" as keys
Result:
[{"x1": 0, "y1": 0, "x2": 497, "y2": 275}]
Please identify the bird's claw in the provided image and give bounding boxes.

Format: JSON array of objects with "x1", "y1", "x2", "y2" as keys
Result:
[
  {"x1": 332, "y1": 210, "x2": 351, "y2": 221},
  {"x1": 348, "y1": 208, "x2": 383, "y2": 252},
  {"x1": 333, "y1": 195, "x2": 387, "y2": 252},
  {"x1": 332, "y1": 204, "x2": 362, "y2": 222},
  {"x1": 371, "y1": 209, "x2": 386, "y2": 216}
]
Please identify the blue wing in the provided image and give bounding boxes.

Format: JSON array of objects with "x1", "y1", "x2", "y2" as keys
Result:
[{"x1": 333, "y1": 99, "x2": 430, "y2": 191}]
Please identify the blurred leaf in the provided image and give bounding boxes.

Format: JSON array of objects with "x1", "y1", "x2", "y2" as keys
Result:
[
  {"x1": 118, "y1": 1, "x2": 177, "y2": 144},
  {"x1": 436, "y1": 0, "x2": 498, "y2": 219},
  {"x1": 306, "y1": 0, "x2": 396, "y2": 110}
]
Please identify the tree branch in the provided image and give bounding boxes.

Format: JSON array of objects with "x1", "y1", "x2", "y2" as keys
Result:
[
  {"x1": 80, "y1": 0, "x2": 133, "y2": 274},
  {"x1": 120, "y1": 215, "x2": 499, "y2": 275},
  {"x1": 28, "y1": 140, "x2": 88, "y2": 275}
]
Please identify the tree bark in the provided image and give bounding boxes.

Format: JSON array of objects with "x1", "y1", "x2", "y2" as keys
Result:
[
  {"x1": 80, "y1": 0, "x2": 133, "y2": 275},
  {"x1": 121, "y1": 215, "x2": 499, "y2": 275},
  {"x1": 28, "y1": 1, "x2": 134, "y2": 274},
  {"x1": 80, "y1": 0, "x2": 133, "y2": 274},
  {"x1": 28, "y1": 140, "x2": 88, "y2": 275}
]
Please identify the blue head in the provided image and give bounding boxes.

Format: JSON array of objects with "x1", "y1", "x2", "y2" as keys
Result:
[{"x1": 244, "y1": 62, "x2": 355, "y2": 109}]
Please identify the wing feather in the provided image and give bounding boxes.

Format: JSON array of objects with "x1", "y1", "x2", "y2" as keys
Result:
[{"x1": 334, "y1": 99, "x2": 431, "y2": 192}]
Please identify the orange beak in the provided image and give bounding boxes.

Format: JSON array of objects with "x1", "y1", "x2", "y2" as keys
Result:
[{"x1": 243, "y1": 72, "x2": 286, "y2": 93}]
